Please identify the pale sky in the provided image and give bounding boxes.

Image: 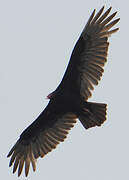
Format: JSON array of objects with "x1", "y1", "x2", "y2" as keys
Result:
[{"x1": 1, "y1": 0, "x2": 129, "y2": 180}]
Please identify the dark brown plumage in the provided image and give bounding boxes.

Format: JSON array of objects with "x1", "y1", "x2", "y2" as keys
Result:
[{"x1": 7, "y1": 6, "x2": 120, "y2": 177}]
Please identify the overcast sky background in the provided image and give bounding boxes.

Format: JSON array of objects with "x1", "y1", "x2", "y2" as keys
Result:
[{"x1": 0, "y1": 0, "x2": 129, "y2": 179}]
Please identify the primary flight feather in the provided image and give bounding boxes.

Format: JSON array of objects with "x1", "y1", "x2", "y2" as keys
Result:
[{"x1": 7, "y1": 6, "x2": 120, "y2": 177}]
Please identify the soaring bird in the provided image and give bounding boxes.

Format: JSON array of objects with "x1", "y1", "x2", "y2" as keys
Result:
[{"x1": 7, "y1": 6, "x2": 120, "y2": 177}]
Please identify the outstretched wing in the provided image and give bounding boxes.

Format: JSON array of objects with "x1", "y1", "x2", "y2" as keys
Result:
[
  {"x1": 7, "y1": 103, "x2": 77, "y2": 177},
  {"x1": 56, "y1": 6, "x2": 119, "y2": 100}
]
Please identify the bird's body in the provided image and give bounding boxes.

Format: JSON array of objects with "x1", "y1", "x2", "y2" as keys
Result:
[
  {"x1": 7, "y1": 6, "x2": 120, "y2": 177},
  {"x1": 20, "y1": 90, "x2": 86, "y2": 145}
]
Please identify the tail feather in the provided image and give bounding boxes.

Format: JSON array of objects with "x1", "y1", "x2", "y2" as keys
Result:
[{"x1": 78, "y1": 102, "x2": 107, "y2": 129}]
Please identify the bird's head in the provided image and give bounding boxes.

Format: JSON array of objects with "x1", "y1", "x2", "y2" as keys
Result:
[{"x1": 46, "y1": 91, "x2": 56, "y2": 99}]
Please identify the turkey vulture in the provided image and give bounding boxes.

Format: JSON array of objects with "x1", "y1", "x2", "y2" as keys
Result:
[{"x1": 7, "y1": 6, "x2": 120, "y2": 177}]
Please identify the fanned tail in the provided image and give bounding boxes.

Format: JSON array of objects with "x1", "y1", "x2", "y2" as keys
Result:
[{"x1": 78, "y1": 102, "x2": 107, "y2": 129}]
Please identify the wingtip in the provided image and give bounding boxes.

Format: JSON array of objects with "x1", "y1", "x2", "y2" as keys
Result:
[
  {"x1": 7, "y1": 153, "x2": 10, "y2": 158},
  {"x1": 18, "y1": 171, "x2": 21, "y2": 177},
  {"x1": 93, "y1": 8, "x2": 96, "y2": 15},
  {"x1": 115, "y1": 18, "x2": 120, "y2": 26},
  {"x1": 115, "y1": 27, "x2": 120, "y2": 32},
  {"x1": 102, "y1": 6, "x2": 112, "y2": 12},
  {"x1": 106, "y1": 6, "x2": 112, "y2": 14},
  {"x1": 116, "y1": 18, "x2": 120, "y2": 22},
  {"x1": 25, "y1": 173, "x2": 28, "y2": 177},
  {"x1": 9, "y1": 161, "x2": 12, "y2": 167},
  {"x1": 114, "y1": 11, "x2": 118, "y2": 16},
  {"x1": 7, "y1": 149, "x2": 13, "y2": 158},
  {"x1": 101, "y1": 5, "x2": 105, "y2": 10},
  {"x1": 109, "y1": 6, "x2": 112, "y2": 10},
  {"x1": 18, "y1": 173, "x2": 21, "y2": 177},
  {"x1": 25, "y1": 167, "x2": 29, "y2": 177}
]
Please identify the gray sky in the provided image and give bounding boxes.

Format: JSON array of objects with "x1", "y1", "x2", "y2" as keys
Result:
[{"x1": 1, "y1": 0, "x2": 129, "y2": 179}]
